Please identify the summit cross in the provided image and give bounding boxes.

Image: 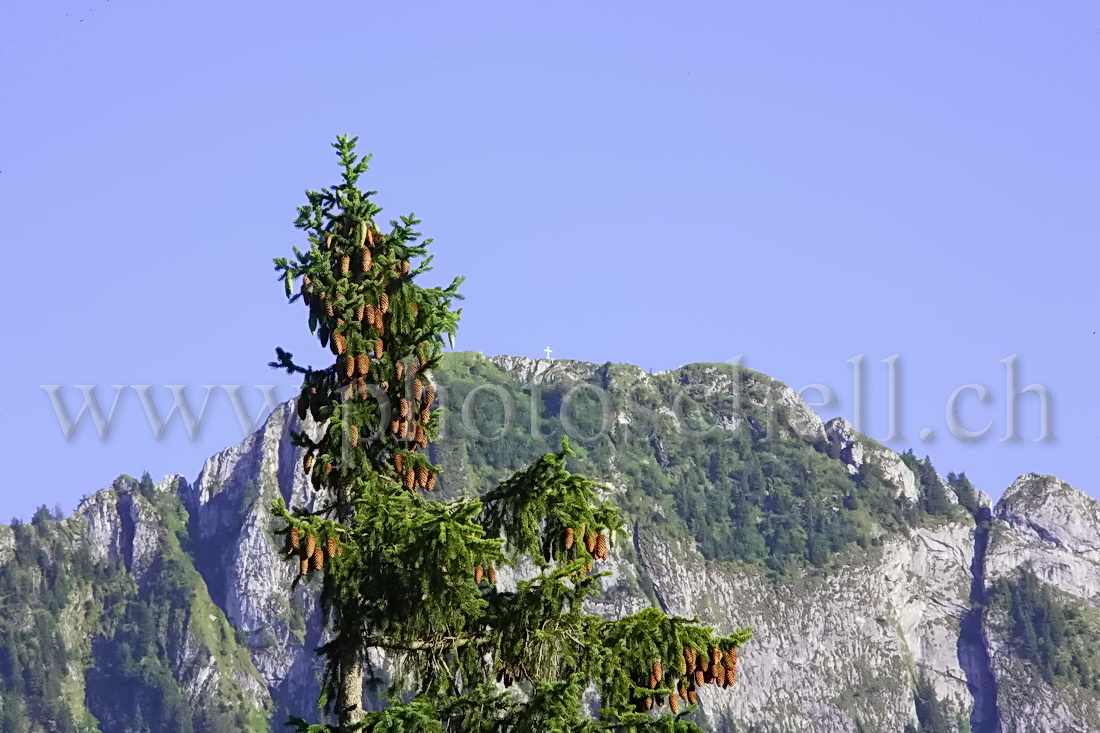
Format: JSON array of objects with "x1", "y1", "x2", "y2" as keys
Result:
[{"x1": 544, "y1": 346, "x2": 553, "y2": 360}]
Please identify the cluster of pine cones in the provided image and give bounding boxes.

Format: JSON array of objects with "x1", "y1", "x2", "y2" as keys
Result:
[
  {"x1": 473, "y1": 564, "x2": 497, "y2": 585},
  {"x1": 285, "y1": 527, "x2": 342, "y2": 575},
  {"x1": 640, "y1": 646, "x2": 738, "y2": 713}
]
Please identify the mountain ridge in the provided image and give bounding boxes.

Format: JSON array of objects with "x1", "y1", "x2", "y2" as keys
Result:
[{"x1": 2, "y1": 352, "x2": 1097, "y2": 732}]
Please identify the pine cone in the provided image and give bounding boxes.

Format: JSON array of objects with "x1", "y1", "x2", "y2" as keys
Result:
[
  {"x1": 324, "y1": 462, "x2": 333, "y2": 475},
  {"x1": 475, "y1": 565, "x2": 484, "y2": 584},
  {"x1": 396, "y1": 362, "x2": 405, "y2": 380},
  {"x1": 416, "y1": 466, "x2": 429, "y2": 488},
  {"x1": 565, "y1": 527, "x2": 574, "y2": 549},
  {"x1": 373, "y1": 308, "x2": 384, "y2": 331},
  {"x1": 415, "y1": 424, "x2": 426, "y2": 449},
  {"x1": 332, "y1": 332, "x2": 347, "y2": 355},
  {"x1": 342, "y1": 383, "x2": 354, "y2": 402},
  {"x1": 366, "y1": 227, "x2": 375, "y2": 247},
  {"x1": 585, "y1": 531, "x2": 597, "y2": 554},
  {"x1": 644, "y1": 696, "x2": 652, "y2": 711},
  {"x1": 300, "y1": 557, "x2": 310, "y2": 575},
  {"x1": 356, "y1": 354, "x2": 371, "y2": 378},
  {"x1": 698, "y1": 654, "x2": 709, "y2": 672},
  {"x1": 380, "y1": 293, "x2": 389, "y2": 313},
  {"x1": 426, "y1": 473, "x2": 437, "y2": 491},
  {"x1": 711, "y1": 647, "x2": 722, "y2": 667},
  {"x1": 342, "y1": 355, "x2": 354, "y2": 379},
  {"x1": 325, "y1": 300, "x2": 335, "y2": 318},
  {"x1": 684, "y1": 647, "x2": 697, "y2": 671},
  {"x1": 340, "y1": 255, "x2": 351, "y2": 275},
  {"x1": 678, "y1": 682, "x2": 687, "y2": 701},
  {"x1": 290, "y1": 527, "x2": 301, "y2": 550},
  {"x1": 312, "y1": 546, "x2": 324, "y2": 571},
  {"x1": 669, "y1": 694, "x2": 679, "y2": 714},
  {"x1": 356, "y1": 378, "x2": 368, "y2": 400},
  {"x1": 419, "y1": 406, "x2": 431, "y2": 423},
  {"x1": 381, "y1": 381, "x2": 389, "y2": 391},
  {"x1": 366, "y1": 304, "x2": 376, "y2": 328},
  {"x1": 361, "y1": 250, "x2": 372, "y2": 272},
  {"x1": 302, "y1": 454, "x2": 312, "y2": 475},
  {"x1": 336, "y1": 545, "x2": 344, "y2": 557},
  {"x1": 375, "y1": 338, "x2": 384, "y2": 357},
  {"x1": 297, "y1": 391, "x2": 309, "y2": 421},
  {"x1": 653, "y1": 660, "x2": 662, "y2": 682},
  {"x1": 391, "y1": 419, "x2": 402, "y2": 435},
  {"x1": 425, "y1": 385, "x2": 436, "y2": 406},
  {"x1": 648, "y1": 671, "x2": 657, "y2": 689},
  {"x1": 724, "y1": 648, "x2": 737, "y2": 676},
  {"x1": 400, "y1": 398, "x2": 409, "y2": 417},
  {"x1": 414, "y1": 378, "x2": 423, "y2": 398},
  {"x1": 305, "y1": 534, "x2": 316, "y2": 557},
  {"x1": 355, "y1": 304, "x2": 365, "y2": 322},
  {"x1": 595, "y1": 533, "x2": 608, "y2": 560},
  {"x1": 394, "y1": 453, "x2": 403, "y2": 474},
  {"x1": 400, "y1": 260, "x2": 410, "y2": 276},
  {"x1": 349, "y1": 425, "x2": 359, "y2": 447},
  {"x1": 687, "y1": 688, "x2": 697, "y2": 705},
  {"x1": 487, "y1": 567, "x2": 497, "y2": 584},
  {"x1": 405, "y1": 469, "x2": 415, "y2": 490},
  {"x1": 714, "y1": 664, "x2": 725, "y2": 687},
  {"x1": 412, "y1": 301, "x2": 419, "y2": 317}
]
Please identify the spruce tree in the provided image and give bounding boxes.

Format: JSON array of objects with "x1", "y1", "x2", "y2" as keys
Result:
[{"x1": 271, "y1": 136, "x2": 753, "y2": 732}]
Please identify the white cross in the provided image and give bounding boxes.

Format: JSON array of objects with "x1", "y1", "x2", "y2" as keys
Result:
[{"x1": 543, "y1": 346, "x2": 553, "y2": 360}]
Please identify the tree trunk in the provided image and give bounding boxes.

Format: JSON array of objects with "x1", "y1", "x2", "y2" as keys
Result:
[{"x1": 337, "y1": 636, "x2": 364, "y2": 730}]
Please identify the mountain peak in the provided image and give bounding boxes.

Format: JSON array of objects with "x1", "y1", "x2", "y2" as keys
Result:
[{"x1": 995, "y1": 473, "x2": 1100, "y2": 557}]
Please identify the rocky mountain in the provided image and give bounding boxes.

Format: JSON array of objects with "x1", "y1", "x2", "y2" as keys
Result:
[{"x1": 1, "y1": 353, "x2": 1097, "y2": 732}]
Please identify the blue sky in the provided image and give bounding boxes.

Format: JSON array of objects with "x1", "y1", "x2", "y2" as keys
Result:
[{"x1": 1, "y1": 1, "x2": 1097, "y2": 520}]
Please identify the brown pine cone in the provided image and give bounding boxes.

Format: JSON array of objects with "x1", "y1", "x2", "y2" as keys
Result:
[
  {"x1": 373, "y1": 308, "x2": 384, "y2": 331},
  {"x1": 325, "y1": 300, "x2": 335, "y2": 318},
  {"x1": 355, "y1": 304, "x2": 365, "y2": 322},
  {"x1": 698, "y1": 654, "x2": 709, "y2": 672},
  {"x1": 366, "y1": 227, "x2": 375, "y2": 247},
  {"x1": 715, "y1": 664, "x2": 726, "y2": 687},
  {"x1": 324, "y1": 462, "x2": 332, "y2": 475},
  {"x1": 405, "y1": 469, "x2": 415, "y2": 490},
  {"x1": 414, "y1": 378, "x2": 423, "y2": 398},
  {"x1": 475, "y1": 565, "x2": 484, "y2": 584},
  {"x1": 290, "y1": 527, "x2": 301, "y2": 551},
  {"x1": 356, "y1": 378, "x2": 368, "y2": 400},
  {"x1": 326, "y1": 537, "x2": 337, "y2": 558},
  {"x1": 669, "y1": 694, "x2": 679, "y2": 714},
  {"x1": 400, "y1": 398, "x2": 410, "y2": 417},
  {"x1": 342, "y1": 355, "x2": 354, "y2": 379},
  {"x1": 360, "y1": 250, "x2": 372, "y2": 272},
  {"x1": 356, "y1": 354, "x2": 371, "y2": 378},
  {"x1": 487, "y1": 567, "x2": 497, "y2": 584},
  {"x1": 396, "y1": 362, "x2": 405, "y2": 380},
  {"x1": 425, "y1": 385, "x2": 436, "y2": 406},
  {"x1": 391, "y1": 419, "x2": 402, "y2": 435},
  {"x1": 652, "y1": 660, "x2": 662, "y2": 682},
  {"x1": 300, "y1": 557, "x2": 310, "y2": 575},
  {"x1": 687, "y1": 688, "x2": 697, "y2": 705},
  {"x1": 644, "y1": 696, "x2": 652, "y2": 711},
  {"x1": 380, "y1": 381, "x2": 389, "y2": 390},
  {"x1": 340, "y1": 255, "x2": 350, "y2": 275},
  {"x1": 724, "y1": 648, "x2": 737, "y2": 677},
  {"x1": 565, "y1": 527, "x2": 574, "y2": 549},
  {"x1": 426, "y1": 473, "x2": 437, "y2": 491},
  {"x1": 349, "y1": 425, "x2": 359, "y2": 447},
  {"x1": 380, "y1": 293, "x2": 389, "y2": 313},
  {"x1": 684, "y1": 647, "x2": 697, "y2": 671},
  {"x1": 342, "y1": 383, "x2": 354, "y2": 402},
  {"x1": 585, "y1": 531, "x2": 597, "y2": 554},
  {"x1": 400, "y1": 260, "x2": 410, "y2": 276},
  {"x1": 595, "y1": 533, "x2": 609, "y2": 560},
  {"x1": 416, "y1": 466, "x2": 429, "y2": 487},
  {"x1": 366, "y1": 304, "x2": 376, "y2": 327},
  {"x1": 394, "y1": 453, "x2": 403, "y2": 474},
  {"x1": 305, "y1": 534, "x2": 316, "y2": 557},
  {"x1": 375, "y1": 338, "x2": 384, "y2": 357},
  {"x1": 332, "y1": 332, "x2": 347, "y2": 355},
  {"x1": 415, "y1": 424, "x2": 427, "y2": 449},
  {"x1": 419, "y1": 406, "x2": 431, "y2": 423},
  {"x1": 412, "y1": 301, "x2": 419, "y2": 317},
  {"x1": 711, "y1": 646, "x2": 722, "y2": 667},
  {"x1": 678, "y1": 682, "x2": 687, "y2": 701},
  {"x1": 336, "y1": 545, "x2": 344, "y2": 557},
  {"x1": 312, "y1": 546, "x2": 324, "y2": 571}
]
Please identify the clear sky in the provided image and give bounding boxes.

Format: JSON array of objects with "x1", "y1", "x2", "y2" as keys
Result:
[{"x1": 1, "y1": 1, "x2": 1098, "y2": 520}]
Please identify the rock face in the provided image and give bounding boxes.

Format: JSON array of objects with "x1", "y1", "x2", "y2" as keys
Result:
[{"x1": 5, "y1": 354, "x2": 1100, "y2": 732}]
